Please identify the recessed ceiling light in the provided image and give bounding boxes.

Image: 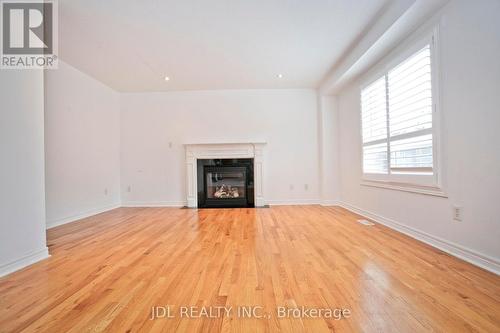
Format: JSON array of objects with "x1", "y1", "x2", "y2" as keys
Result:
[
  {"x1": 277, "y1": 74, "x2": 283, "y2": 78},
  {"x1": 164, "y1": 76, "x2": 170, "y2": 81}
]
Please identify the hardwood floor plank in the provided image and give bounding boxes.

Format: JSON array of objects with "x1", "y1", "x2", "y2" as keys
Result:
[{"x1": 0, "y1": 206, "x2": 499, "y2": 332}]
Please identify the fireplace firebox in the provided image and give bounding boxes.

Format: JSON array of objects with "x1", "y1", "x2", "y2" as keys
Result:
[{"x1": 197, "y1": 159, "x2": 254, "y2": 208}]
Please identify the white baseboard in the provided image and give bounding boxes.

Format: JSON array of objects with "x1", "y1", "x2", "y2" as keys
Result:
[
  {"x1": 123, "y1": 200, "x2": 325, "y2": 208},
  {"x1": 121, "y1": 201, "x2": 187, "y2": 207},
  {"x1": 267, "y1": 199, "x2": 320, "y2": 206},
  {"x1": 320, "y1": 199, "x2": 340, "y2": 206},
  {"x1": 46, "y1": 203, "x2": 121, "y2": 229},
  {"x1": 338, "y1": 201, "x2": 500, "y2": 275},
  {"x1": 0, "y1": 247, "x2": 50, "y2": 278}
]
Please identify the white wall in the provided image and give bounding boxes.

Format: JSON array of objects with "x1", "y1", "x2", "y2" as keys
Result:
[
  {"x1": 44, "y1": 61, "x2": 121, "y2": 228},
  {"x1": 0, "y1": 70, "x2": 49, "y2": 277},
  {"x1": 120, "y1": 89, "x2": 320, "y2": 205},
  {"x1": 318, "y1": 95, "x2": 340, "y2": 205},
  {"x1": 335, "y1": 0, "x2": 500, "y2": 272}
]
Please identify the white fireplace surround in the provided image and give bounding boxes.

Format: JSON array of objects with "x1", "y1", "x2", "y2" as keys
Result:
[{"x1": 184, "y1": 142, "x2": 267, "y2": 208}]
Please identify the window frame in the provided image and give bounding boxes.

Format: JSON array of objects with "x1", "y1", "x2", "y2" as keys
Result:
[{"x1": 359, "y1": 26, "x2": 444, "y2": 196}]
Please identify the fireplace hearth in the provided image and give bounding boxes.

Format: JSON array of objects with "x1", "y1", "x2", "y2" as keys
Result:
[{"x1": 197, "y1": 159, "x2": 254, "y2": 208}]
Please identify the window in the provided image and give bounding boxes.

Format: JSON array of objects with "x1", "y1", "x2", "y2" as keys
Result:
[{"x1": 361, "y1": 35, "x2": 439, "y2": 191}]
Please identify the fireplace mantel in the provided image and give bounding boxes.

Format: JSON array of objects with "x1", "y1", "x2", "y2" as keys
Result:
[{"x1": 184, "y1": 142, "x2": 266, "y2": 207}]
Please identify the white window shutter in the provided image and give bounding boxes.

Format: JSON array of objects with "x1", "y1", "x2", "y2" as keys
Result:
[
  {"x1": 361, "y1": 44, "x2": 434, "y2": 177},
  {"x1": 361, "y1": 76, "x2": 387, "y2": 144},
  {"x1": 388, "y1": 45, "x2": 433, "y2": 173},
  {"x1": 361, "y1": 76, "x2": 388, "y2": 174}
]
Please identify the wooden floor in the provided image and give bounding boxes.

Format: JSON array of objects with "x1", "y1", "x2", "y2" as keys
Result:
[{"x1": 0, "y1": 206, "x2": 499, "y2": 332}]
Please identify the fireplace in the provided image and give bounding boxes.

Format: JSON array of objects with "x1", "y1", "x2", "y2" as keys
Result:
[
  {"x1": 185, "y1": 142, "x2": 265, "y2": 207},
  {"x1": 197, "y1": 159, "x2": 254, "y2": 208}
]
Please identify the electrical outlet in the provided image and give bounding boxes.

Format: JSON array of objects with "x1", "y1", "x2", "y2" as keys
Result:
[
  {"x1": 453, "y1": 205, "x2": 462, "y2": 221},
  {"x1": 168, "y1": 142, "x2": 173, "y2": 148},
  {"x1": 127, "y1": 185, "x2": 132, "y2": 193}
]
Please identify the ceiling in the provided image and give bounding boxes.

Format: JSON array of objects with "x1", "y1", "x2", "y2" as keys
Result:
[{"x1": 58, "y1": 0, "x2": 388, "y2": 92}]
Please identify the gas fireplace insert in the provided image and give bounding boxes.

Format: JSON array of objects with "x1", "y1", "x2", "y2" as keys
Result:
[{"x1": 197, "y1": 158, "x2": 254, "y2": 208}]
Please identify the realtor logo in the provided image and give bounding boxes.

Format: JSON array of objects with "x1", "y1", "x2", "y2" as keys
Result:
[{"x1": 1, "y1": 0, "x2": 58, "y2": 69}]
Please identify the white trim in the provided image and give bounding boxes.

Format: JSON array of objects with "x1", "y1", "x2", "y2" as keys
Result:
[
  {"x1": 121, "y1": 201, "x2": 187, "y2": 208},
  {"x1": 46, "y1": 203, "x2": 121, "y2": 229},
  {"x1": 0, "y1": 247, "x2": 50, "y2": 278},
  {"x1": 124, "y1": 200, "x2": 324, "y2": 207},
  {"x1": 267, "y1": 199, "x2": 320, "y2": 206},
  {"x1": 184, "y1": 141, "x2": 267, "y2": 146},
  {"x1": 361, "y1": 180, "x2": 447, "y2": 197},
  {"x1": 338, "y1": 201, "x2": 500, "y2": 275},
  {"x1": 320, "y1": 200, "x2": 340, "y2": 206}
]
